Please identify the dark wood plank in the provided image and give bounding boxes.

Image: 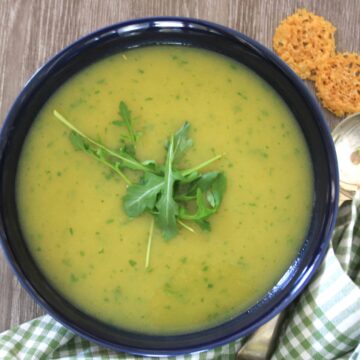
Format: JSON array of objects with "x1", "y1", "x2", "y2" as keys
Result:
[{"x1": 0, "y1": 0, "x2": 359, "y2": 333}]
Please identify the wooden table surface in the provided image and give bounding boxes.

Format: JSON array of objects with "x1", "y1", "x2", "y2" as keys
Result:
[{"x1": 0, "y1": 0, "x2": 359, "y2": 333}]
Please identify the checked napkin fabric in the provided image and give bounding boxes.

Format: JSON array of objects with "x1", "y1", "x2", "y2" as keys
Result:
[{"x1": 0, "y1": 191, "x2": 359, "y2": 360}]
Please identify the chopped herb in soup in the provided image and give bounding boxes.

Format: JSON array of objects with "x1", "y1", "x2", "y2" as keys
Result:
[{"x1": 16, "y1": 46, "x2": 313, "y2": 334}]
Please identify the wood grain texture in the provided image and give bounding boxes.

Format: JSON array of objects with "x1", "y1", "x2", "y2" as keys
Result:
[{"x1": 0, "y1": 0, "x2": 359, "y2": 333}]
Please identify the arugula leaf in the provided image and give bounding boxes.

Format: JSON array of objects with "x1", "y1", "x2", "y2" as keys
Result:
[
  {"x1": 178, "y1": 173, "x2": 226, "y2": 221},
  {"x1": 115, "y1": 149, "x2": 150, "y2": 172},
  {"x1": 119, "y1": 101, "x2": 137, "y2": 146},
  {"x1": 69, "y1": 131, "x2": 132, "y2": 185},
  {"x1": 156, "y1": 136, "x2": 179, "y2": 240},
  {"x1": 174, "y1": 171, "x2": 221, "y2": 201},
  {"x1": 171, "y1": 122, "x2": 192, "y2": 163},
  {"x1": 195, "y1": 172, "x2": 221, "y2": 191},
  {"x1": 207, "y1": 172, "x2": 226, "y2": 208},
  {"x1": 179, "y1": 188, "x2": 215, "y2": 220},
  {"x1": 69, "y1": 131, "x2": 86, "y2": 150},
  {"x1": 190, "y1": 172, "x2": 226, "y2": 207},
  {"x1": 181, "y1": 172, "x2": 219, "y2": 196},
  {"x1": 195, "y1": 219, "x2": 211, "y2": 231},
  {"x1": 55, "y1": 102, "x2": 227, "y2": 267},
  {"x1": 142, "y1": 159, "x2": 162, "y2": 173},
  {"x1": 123, "y1": 173, "x2": 163, "y2": 217},
  {"x1": 54, "y1": 110, "x2": 150, "y2": 174}
]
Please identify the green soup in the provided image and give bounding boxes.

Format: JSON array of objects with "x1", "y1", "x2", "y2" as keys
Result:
[{"x1": 16, "y1": 46, "x2": 313, "y2": 334}]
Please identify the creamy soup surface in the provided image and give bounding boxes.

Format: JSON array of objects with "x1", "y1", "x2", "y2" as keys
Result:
[{"x1": 16, "y1": 46, "x2": 313, "y2": 334}]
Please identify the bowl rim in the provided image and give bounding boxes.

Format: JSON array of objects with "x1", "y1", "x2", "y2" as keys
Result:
[{"x1": 0, "y1": 16, "x2": 339, "y2": 357}]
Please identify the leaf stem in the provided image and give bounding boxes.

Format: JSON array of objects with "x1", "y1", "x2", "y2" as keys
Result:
[
  {"x1": 87, "y1": 151, "x2": 132, "y2": 185},
  {"x1": 54, "y1": 110, "x2": 149, "y2": 173},
  {"x1": 181, "y1": 154, "x2": 223, "y2": 176},
  {"x1": 177, "y1": 219, "x2": 195, "y2": 233},
  {"x1": 145, "y1": 218, "x2": 155, "y2": 269}
]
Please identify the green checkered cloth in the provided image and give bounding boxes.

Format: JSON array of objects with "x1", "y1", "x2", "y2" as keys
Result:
[{"x1": 0, "y1": 192, "x2": 359, "y2": 360}]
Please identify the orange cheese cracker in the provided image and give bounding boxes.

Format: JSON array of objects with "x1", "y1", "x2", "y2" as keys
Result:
[
  {"x1": 315, "y1": 52, "x2": 360, "y2": 117},
  {"x1": 273, "y1": 8, "x2": 336, "y2": 80}
]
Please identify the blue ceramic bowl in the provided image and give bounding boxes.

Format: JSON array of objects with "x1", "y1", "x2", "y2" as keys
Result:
[{"x1": 0, "y1": 17, "x2": 338, "y2": 356}]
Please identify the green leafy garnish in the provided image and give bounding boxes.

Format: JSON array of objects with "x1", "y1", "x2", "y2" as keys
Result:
[
  {"x1": 54, "y1": 101, "x2": 226, "y2": 267},
  {"x1": 123, "y1": 173, "x2": 163, "y2": 217},
  {"x1": 119, "y1": 102, "x2": 135, "y2": 141},
  {"x1": 171, "y1": 122, "x2": 192, "y2": 163},
  {"x1": 112, "y1": 101, "x2": 143, "y2": 155},
  {"x1": 156, "y1": 135, "x2": 179, "y2": 240},
  {"x1": 54, "y1": 110, "x2": 150, "y2": 180}
]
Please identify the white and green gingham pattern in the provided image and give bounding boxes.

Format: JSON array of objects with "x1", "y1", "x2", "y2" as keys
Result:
[
  {"x1": 0, "y1": 192, "x2": 359, "y2": 359},
  {"x1": 273, "y1": 191, "x2": 360, "y2": 360},
  {"x1": 0, "y1": 318, "x2": 244, "y2": 359}
]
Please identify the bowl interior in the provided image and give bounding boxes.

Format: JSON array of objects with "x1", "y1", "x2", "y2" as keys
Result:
[{"x1": 0, "y1": 18, "x2": 338, "y2": 356}]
